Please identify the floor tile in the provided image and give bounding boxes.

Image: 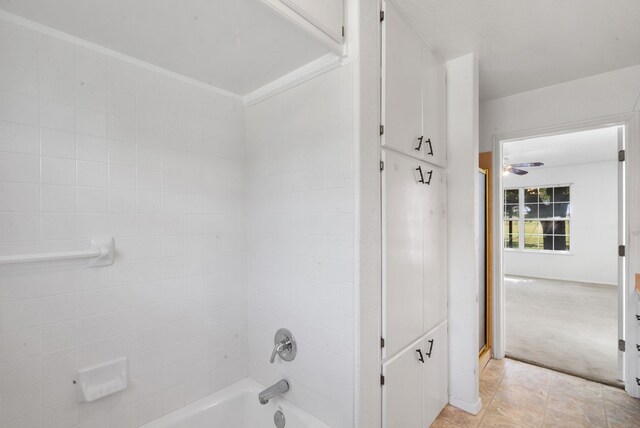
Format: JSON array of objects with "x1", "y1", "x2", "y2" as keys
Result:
[
  {"x1": 431, "y1": 417, "x2": 464, "y2": 428},
  {"x1": 543, "y1": 407, "x2": 607, "y2": 428},
  {"x1": 494, "y1": 378, "x2": 548, "y2": 409},
  {"x1": 602, "y1": 384, "x2": 640, "y2": 414},
  {"x1": 545, "y1": 400, "x2": 606, "y2": 427},
  {"x1": 435, "y1": 405, "x2": 483, "y2": 428},
  {"x1": 485, "y1": 390, "x2": 546, "y2": 427},
  {"x1": 479, "y1": 367, "x2": 502, "y2": 404},
  {"x1": 432, "y1": 358, "x2": 640, "y2": 428},
  {"x1": 603, "y1": 399, "x2": 640, "y2": 428},
  {"x1": 479, "y1": 409, "x2": 538, "y2": 428},
  {"x1": 548, "y1": 370, "x2": 602, "y2": 401}
]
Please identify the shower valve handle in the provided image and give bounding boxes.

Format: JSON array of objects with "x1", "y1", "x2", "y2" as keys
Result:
[
  {"x1": 269, "y1": 328, "x2": 297, "y2": 363},
  {"x1": 270, "y1": 341, "x2": 287, "y2": 363}
]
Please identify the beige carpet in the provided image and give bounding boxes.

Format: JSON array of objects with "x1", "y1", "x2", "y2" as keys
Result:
[{"x1": 505, "y1": 276, "x2": 620, "y2": 386}]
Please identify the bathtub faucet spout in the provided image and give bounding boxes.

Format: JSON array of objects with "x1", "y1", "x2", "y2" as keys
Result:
[{"x1": 258, "y1": 379, "x2": 289, "y2": 405}]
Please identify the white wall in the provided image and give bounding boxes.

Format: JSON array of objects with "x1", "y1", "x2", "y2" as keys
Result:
[
  {"x1": 0, "y1": 18, "x2": 248, "y2": 427},
  {"x1": 245, "y1": 65, "x2": 355, "y2": 428},
  {"x1": 503, "y1": 161, "x2": 618, "y2": 285},
  {"x1": 480, "y1": 64, "x2": 640, "y2": 152},
  {"x1": 446, "y1": 53, "x2": 481, "y2": 414}
]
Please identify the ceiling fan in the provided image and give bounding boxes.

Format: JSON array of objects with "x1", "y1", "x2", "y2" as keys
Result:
[{"x1": 503, "y1": 160, "x2": 544, "y2": 175}]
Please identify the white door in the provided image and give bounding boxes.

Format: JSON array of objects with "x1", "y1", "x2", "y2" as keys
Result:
[
  {"x1": 617, "y1": 126, "x2": 625, "y2": 381},
  {"x1": 382, "y1": 1, "x2": 423, "y2": 159},
  {"x1": 382, "y1": 150, "x2": 424, "y2": 358},
  {"x1": 421, "y1": 45, "x2": 447, "y2": 167},
  {"x1": 423, "y1": 166, "x2": 447, "y2": 333},
  {"x1": 382, "y1": 338, "x2": 424, "y2": 428},
  {"x1": 422, "y1": 321, "x2": 448, "y2": 427}
]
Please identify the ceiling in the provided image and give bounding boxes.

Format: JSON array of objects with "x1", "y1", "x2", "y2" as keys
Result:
[
  {"x1": 394, "y1": 0, "x2": 640, "y2": 101},
  {"x1": 503, "y1": 126, "x2": 620, "y2": 169},
  {"x1": 0, "y1": 0, "x2": 329, "y2": 95}
]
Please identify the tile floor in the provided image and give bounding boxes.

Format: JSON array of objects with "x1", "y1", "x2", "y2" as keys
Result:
[{"x1": 433, "y1": 358, "x2": 640, "y2": 427}]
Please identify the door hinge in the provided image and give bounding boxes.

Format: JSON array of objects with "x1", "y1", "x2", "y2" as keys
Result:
[
  {"x1": 380, "y1": 124, "x2": 384, "y2": 135},
  {"x1": 380, "y1": 337, "x2": 385, "y2": 348},
  {"x1": 619, "y1": 339, "x2": 625, "y2": 352},
  {"x1": 380, "y1": 374, "x2": 385, "y2": 385},
  {"x1": 619, "y1": 245, "x2": 625, "y2": 257},
  {"x1": 380, "y1": 10, "x2": 385, "y2": 21},
  {"x1": 341, "y1": 26, "x2": 345, "y2": 38},
  {"x1": 619, "y1": 150, "x2": 626, "y2": 162},
  {"x1": 380, "y1": 160, "x2": 385, "y2": 171}
]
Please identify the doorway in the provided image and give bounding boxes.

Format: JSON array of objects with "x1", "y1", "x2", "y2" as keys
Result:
[{"x1": 495, "y1": 125, "x2": 625, "y2": 386}]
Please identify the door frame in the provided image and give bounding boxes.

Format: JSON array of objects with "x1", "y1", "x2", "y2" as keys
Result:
[
  {"x1": 491, "y1": 112, "x2": 640, "y2": 397},
  {"x1": 478, "y1": 167, "x2": 492, "y2": 372}
]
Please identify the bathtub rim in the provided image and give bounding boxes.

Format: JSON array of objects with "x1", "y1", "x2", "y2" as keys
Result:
[{"x1": 140, "y1": 376, "x2": 331, "y2": 428}]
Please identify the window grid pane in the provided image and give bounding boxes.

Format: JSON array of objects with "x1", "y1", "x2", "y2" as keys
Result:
[{"x1": 504, "y1": 185, "x2": 570, "y2": 252}]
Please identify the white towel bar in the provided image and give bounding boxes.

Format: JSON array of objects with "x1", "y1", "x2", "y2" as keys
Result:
[{"x1": 0, "y1": 236, "x2": 114, "y2": 267}]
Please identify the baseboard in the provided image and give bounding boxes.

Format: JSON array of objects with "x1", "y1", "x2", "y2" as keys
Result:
[{"x1": 449, "y1": 395, "x2": 482, "y2": 415}]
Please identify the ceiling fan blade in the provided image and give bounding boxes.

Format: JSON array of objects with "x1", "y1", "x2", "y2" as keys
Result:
[
  {"x1": 509, "y1": 162, "x2": 544, "y2": 168},
  {"x1": 509, "y1": 167, "x2": 529, "y2": 175}
]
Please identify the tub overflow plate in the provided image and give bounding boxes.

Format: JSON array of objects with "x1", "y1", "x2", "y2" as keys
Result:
[{"x1": 274, "y1": 410, "x2": 286, "y2": 428}]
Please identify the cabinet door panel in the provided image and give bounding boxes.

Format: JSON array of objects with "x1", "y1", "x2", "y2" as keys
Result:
[
  {"x1": 383, "y1": 2, "x2": 422, "y2": 159},
  {"x1": 382, "y1": 150, "x2": 424, "y2": 357},
  {"x1": 382, "y1": 341, "x2": 424, "y2": 428},
  {"x1": 423, "y1": 322, "x2": 449, "y2": 427},
  {"x1": 421, "y1": 45, "x2": 447, "y2": 167},
  {"x1": 423, "y1": 167, "x2": 448, "y2": 333}
]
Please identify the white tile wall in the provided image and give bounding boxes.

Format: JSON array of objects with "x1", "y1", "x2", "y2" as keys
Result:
[
  {"x1": 0, "y1": 18, "x2": 248, "y2": 427},
  {"x1": 246, "y1": 65, "x2": 355, "y2": 428}
]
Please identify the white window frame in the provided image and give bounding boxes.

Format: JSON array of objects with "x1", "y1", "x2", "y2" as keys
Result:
[{"x1": 503, "y1": 185, "x2": 572, "y2": 253}]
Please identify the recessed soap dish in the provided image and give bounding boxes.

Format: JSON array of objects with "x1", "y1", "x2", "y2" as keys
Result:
[{"x1": 76, "y1": 357, "x2": 128, "y2": 402}]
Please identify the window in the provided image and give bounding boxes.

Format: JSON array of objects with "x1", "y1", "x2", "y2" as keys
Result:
[{"x1": 503, "y1": 186, "x2": 570, "y2": 252}]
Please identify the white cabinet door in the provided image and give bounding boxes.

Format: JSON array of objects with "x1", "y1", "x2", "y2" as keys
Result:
[
  {"x1": 382, "y1": 150, "x2": 424, "y2": 358},
  {"x1": 423, "y1": 166, "x2": 447, "y2": 333},
  {"x1": 382, "y1": 339, "x2": 424, "y2": 428},
  {"x1": 421, "y1": 45, "x2": 447, "y2": 167},
  {"x1": 383, "y1": 326, "x2": 448, "y2": 428},
  {"x1": 281, "y1": 0, "x2": 343, "y2": 41},
  {"x1": 383, "y1": 1, "x2": 423, "y2": 159},
  {"x1": 422, "y1": 321, "x2": 448, "y2": 427}
]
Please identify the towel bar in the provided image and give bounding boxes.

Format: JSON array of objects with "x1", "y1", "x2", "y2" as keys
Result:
[{"x1": 0, "y1": 236, "x2": 114, "y2": 267}]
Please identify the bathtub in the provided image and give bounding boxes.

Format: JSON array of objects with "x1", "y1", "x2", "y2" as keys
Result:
[{"x1": 142, "y1": 378, "x2": 330, "y2": 428}]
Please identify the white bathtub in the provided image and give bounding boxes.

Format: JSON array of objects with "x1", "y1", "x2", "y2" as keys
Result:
[{"x1": 142, "y1": 378, "x2": 330, "y2": 428}]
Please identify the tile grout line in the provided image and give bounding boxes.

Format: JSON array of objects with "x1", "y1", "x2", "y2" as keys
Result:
[
  {"x1": 601, "y1": 383, "x2": 611, "y2": 428},
  {"x1": 541, "y1": 370, "x2": 551, "y2": 427}
]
